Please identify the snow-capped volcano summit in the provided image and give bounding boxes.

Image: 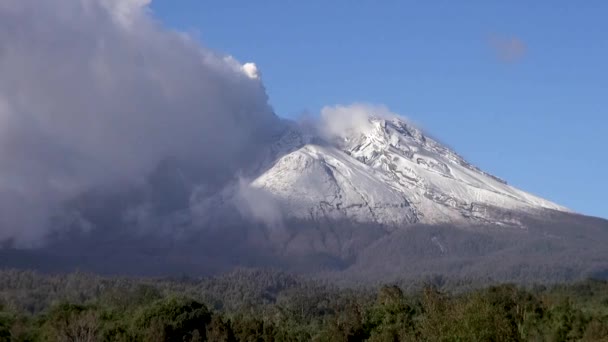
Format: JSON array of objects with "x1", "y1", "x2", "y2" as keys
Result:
[
  {"x1": 250, "y1": 114, "x2": 568, "y2": 227},
  {"x1": 2, "y1": 109, "x2": 604, "y2": 283}
]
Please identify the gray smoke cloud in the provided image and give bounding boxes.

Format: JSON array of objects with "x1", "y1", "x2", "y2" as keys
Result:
[{"x1": 0, "y1": 0, "x2": 282, "y2": 246}]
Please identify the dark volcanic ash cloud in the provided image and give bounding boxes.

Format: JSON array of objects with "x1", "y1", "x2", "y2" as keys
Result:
[{"x1": 0, "y1": 0, "x2": 281, "y2": 246}]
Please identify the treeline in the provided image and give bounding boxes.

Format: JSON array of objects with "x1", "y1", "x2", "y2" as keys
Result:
[{"x1": 0, "y1": 269, "x2": 607, "y2": 341}]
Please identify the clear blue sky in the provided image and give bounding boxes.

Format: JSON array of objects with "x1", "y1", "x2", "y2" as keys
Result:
[{"x1": 150, "y1": 1, "x2": 607, "y2": 219}]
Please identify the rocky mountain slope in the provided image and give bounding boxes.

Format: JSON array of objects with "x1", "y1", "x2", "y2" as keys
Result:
[{"x1": 250, "y1": 116, "x2": 568, "y2": 227}]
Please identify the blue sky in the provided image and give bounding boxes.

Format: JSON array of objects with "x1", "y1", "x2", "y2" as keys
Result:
[{"x1": 150, "y1": 1, "x2": 607, "y2": 219}]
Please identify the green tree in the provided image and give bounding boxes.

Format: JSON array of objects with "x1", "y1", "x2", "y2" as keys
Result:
[
  {"x1": 0, "y1": 313, "x2": 12, "y2": 342},
  {"x1": 366, "y1": 285, "x2": 416, "y2": 341},
  {"x1": 132, "y1": 297, "x2": 212, "y2": 342},
  {"x1": 206, "y1": 315, "x2": 235, "y2": 342},
  {"x1": 42, "y1": 303, "x2": 101, "y2": 342}
]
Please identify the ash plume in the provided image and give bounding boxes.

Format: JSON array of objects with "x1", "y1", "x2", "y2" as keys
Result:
[{"x1": 0, "y1": 0, "x2": 281, "y2": 246}]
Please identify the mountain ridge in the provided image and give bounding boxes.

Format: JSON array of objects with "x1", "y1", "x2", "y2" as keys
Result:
[
  {"x1": 247, "y1": 115, "x2": 568, "y2": 228},
  {"x1": 1, "y1": 112, "x2": 605, "y2": 285}
]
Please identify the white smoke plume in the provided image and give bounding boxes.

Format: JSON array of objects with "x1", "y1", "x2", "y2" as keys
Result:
[
  {"x1": 0, "y1": 0, "x2": 280, "y2": 246},
  {"x1": 319, "y1": 103, "x2": 400, "y2": 140}
]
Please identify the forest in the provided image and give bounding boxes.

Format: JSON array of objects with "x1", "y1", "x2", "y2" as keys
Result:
[{"x1": 0, "y1": 268, "x2": 607, "y2": 341}]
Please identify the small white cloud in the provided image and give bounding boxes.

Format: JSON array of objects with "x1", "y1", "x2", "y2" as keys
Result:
[
  {"x1": 222, "y1": 57, "x2": 261, "y2": 80},
  {"x1": 242, "y1": 62, "x2": 260, "y2": 79}
]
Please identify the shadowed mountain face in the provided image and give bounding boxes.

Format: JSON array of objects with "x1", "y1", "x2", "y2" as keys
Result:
[
  {"x1": 1, "y1": 201, "x2": 607, "y2": 284},
  {"x1": 1, "y1": 115, "x2": 606, "y2": 284}
]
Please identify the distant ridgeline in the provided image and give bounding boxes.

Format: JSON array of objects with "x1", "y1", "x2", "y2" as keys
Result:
[{"x1": 1, "y1": 268, "x2": 607, "y2": 341}]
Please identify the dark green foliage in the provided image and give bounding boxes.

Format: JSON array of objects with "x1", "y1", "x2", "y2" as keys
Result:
[
  {"x1": 0, "y1": 269, "x2": 607, "y2": 341},
  {"x1": 365, "y1": 285, "x2": 415, "y2": 341},
  {"x1": 205, "y1": 315, "x2": 235, "y2": 342},
  {"x1": 0, "y1": 313, "x2": 12, "y2": 342},
  {"x1": 132, "y1": 297, "x2": 211, "y2": 341},
  {"x1": 41, "y1": 303, "x2": 100, "y2": 341}
]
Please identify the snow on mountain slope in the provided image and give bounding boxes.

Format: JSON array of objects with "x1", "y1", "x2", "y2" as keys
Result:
[
  {"x1": 251, "y1": 144, "x2": 419, "y2": 225},
  {"x1": 249, "y1": 114, "x2": 569, "y2": 226}
]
